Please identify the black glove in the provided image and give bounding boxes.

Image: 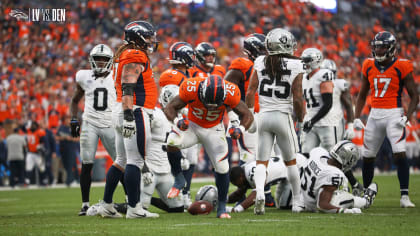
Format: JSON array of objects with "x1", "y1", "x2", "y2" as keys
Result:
[
  {"x1": 70, "y1": 118, "x2": 80, "y2": 137},
  {"x1": 303, "y1": 120, "x2": 313, "y2": 133}
]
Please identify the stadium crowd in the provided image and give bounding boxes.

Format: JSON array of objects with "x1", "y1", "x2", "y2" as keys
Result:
[{"x1": 0, "y1": 0, "x2": 419, "y2": 186}]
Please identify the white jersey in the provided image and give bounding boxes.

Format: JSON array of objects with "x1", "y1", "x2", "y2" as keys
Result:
[
  {"x1": 146, "y1": 108, "x2": 171, "y2": 174},
  {"x1": 302, "y1": 68, "x2": 337, "y2": 126},
  {"x1": 243, "y1": 157, "x2": 287, "y2": 189},
  {"x1": 253, "y1": 55, "x2": 304, "y2": 114},
  {"x1": 330, "y1": 78, "x2": 350, "y2": 124},
  {"x1": 76, "y1": 70, "x2": 115, "y2": 128},
  {"x1": 300, "y1": 148, "x2": 347, "y2": 212}
]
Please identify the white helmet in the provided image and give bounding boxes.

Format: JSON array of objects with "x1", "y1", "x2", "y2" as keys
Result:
[
  {"x1": 159, "y1": 85, "x2": 179, "y2": 108},
  {"x1": 301, "y1": 48, "x2": 323, "y2": 72},
  {"x1": 195, "y1": 185, "x2": 218, "y2": 211},
  {"x1": 265, "y1": 28, "x2": 297, "y2": 55},
  {"x1": 320, "y1": 59, "x2": 337, "y2": 74},
  {"x1": 329, "y1": 140, "x2": 360, "y2": 172},
  {"x1": 89, "y1": 44, "x2": 114, "y2": 76}
]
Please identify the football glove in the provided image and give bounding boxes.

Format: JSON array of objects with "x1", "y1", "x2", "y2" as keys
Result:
[
  {"x1": 353, "y1": 118, "x2": 365, "y2": 130},
  {"x1": 175, "y1": 118, "x2": 189, "y2": 131},
  {"x1": 397, "y1": 116, "x2": 408, "y2": 128},
  {"x1": 229, "y1": 126, "x2": 245, "y2": 139},
  {"x1": 70, "y1": 118, "x2": 80, "y2": 137},
  {"x1": 343, "y1": 123, "x2": 355, "y2": 140},
  {"x1": 340, "y1": 208, "x2": 362, "y2": 214},
  {"x1": 303, "y1": 120, "x2": 313, "y2": 133},
  {"x1": 352, "y1": 182, "x2": 364, "y2": 197},
  {"x1": 181, "y1": 158, "x2": 190, "y2": 171},
  {"x1": 122, "y1": 109, "x2": 136, "y2": 138},
  {"x1": 142, "y1": 164, "x2": 153, "y2": 186}
]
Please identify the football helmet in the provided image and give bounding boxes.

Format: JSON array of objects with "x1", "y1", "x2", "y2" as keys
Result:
[
  {"x1": 265, "y1": 28, "x2": 297, "y2": 55},
  {"x1": 124, "y1": 21, "x2": 158, "y2": 53},
  {"x1": 195, "y1": 42, "x2": 217, "y2": 67},
  {"x1": 320, "y1": 59, "x2": 337, "y2": 79},
  {"x1": 168, "y1": 42, "x2": 195, "y2": 68},
  {"x1": 243, "y1": 33, "x2": 266, "y2": 61},
  {"x1": 198, "y1": 75, "x2": 226, "y2": 109},
  {"x1": 195, "y1": 185, "x2": 218, "y2": 211},
  {"x1": 89, "y1": 44, "x2": 113, "y2": 76},
  {"x1": 301, "y1": 48, "x2": 323, "y2": 72},
  {"x1": 329, "y1": 140, "x2": 360, "y2": 172},
  {"x1": 159, "y1": 85, "x2": 179, "y2": 108},
  {"x1": 371, "y1": 31, "x2": 397, "y2": 62}
]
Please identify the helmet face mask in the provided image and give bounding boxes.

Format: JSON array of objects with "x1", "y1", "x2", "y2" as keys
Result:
[
  {"x1": 198, "y1": 75, "x2": 226, "y2": 109},
  {"x1": 265, "y1": 28, "x2": 297, "y2": 55},
  {"x1": 329, "y1": 140, "x2": 360, "y2": 172},
  {"x1": 371, "y1": 31, "x2": 397, "y2": 62},
  {"x1": 243, "y1": 33, "x2": 266, "y2": 61},
  {"x1": 169, "y1": 42, "x2": 195, "y2": 68},
  {"x1": 89, "y1": 44, "x2": 114, "y2": 76},
  {"x1": 195, "y1": 42, "x2": 216, "y2": 68},
  {"x1": 301, "y1": 48, "x2": 323, "y2": 73},
  {"x1": 124, "y1": 21, "x2": 159, "y2": 54}
]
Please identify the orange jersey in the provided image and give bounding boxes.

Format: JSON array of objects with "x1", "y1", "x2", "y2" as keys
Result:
[
  {"x1": 188, "y1": 64, "x2": 226, "y2": 78},
  {"x1": 159, "y1": 68, "x2": 190, "y2": 87},
  {"x1": 228, "y1": 57, "x2": 260, "y2": 113},
  {"x1": 113, "y1": 49, "x2": 158, "y2": 109},
  {"x1": 406, "y1": 124, "x2": 418, "y2": 142},
  {"x1": 179, "y1": 77, "x2": 241, "y2": 128},
  {"x1": 362, "y1": 58, "x2": 413, "y2": 109},
  {"x1": 27, "y1": 129, "x2": 46, "y2": 153},
  {"x1": 352, "y1": 129, "x2": 364, "y2": 146}
]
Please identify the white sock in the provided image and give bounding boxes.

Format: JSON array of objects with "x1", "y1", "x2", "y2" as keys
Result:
[
  {"x1": 287, "y1": 164, "x2": 301, "y2": 203},
  {"x1": 354, "y1": 196, "x2": 368, "y2": 209},
  {"x1": 254, "y1": 164, "x2": 267, "y2": 195},
  {"x1": 82, "y1": 202, "x2": 90, "y2": 208}
]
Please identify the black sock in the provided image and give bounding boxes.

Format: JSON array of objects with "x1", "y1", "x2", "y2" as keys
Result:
[
  {"x1": 103, "y1": 165, "x2": 123, "y2": 204},
  {"x1": 151, "y1": 197, "x2": 184, "y2": 213},
  {"x1": 182, "y1": 164, "x2": 195, "y2": 195},
  {"x1": 395, "y1": 157, "x2": 409, "y2": 196},
  {"x1": 80, "y1": 163, "x2": 93, "y2": 203},
  {"x1": 215, "y1": 172, "x2": 229, "y2": 214},
  {"x1": 124, "y1": 164, "x2": 140, "y2": 208},
  {"x1": 344, "y1": 170, "x2": 358, "y2": 187},
  {"x1": 362, "y1": 158, "x2": 375, "y2": 188}
]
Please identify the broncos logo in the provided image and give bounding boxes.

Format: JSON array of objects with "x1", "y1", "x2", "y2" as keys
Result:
[{"x1": 9, "y1": 9, "x2": 28, "y2": 21}]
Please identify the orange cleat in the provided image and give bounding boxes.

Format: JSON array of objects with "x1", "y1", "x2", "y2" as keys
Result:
[
  {"x1": 167, "y1": 187, "x2": 181, "y2": 199},
  {"x1": 218, "y1": 213, "x2": 231, "y2": 219}
]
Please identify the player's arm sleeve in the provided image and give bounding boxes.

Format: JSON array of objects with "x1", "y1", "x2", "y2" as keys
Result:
[{"x1": 309, "y1": 93, "x2": 332, "y2": 125}]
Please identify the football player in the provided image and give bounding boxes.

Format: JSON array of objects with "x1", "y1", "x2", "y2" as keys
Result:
[
  {"x1": 158, "y1": 42, "x2": 198, "y2": 207},
  {"x1": 25, "y1": 121, "x2": 47, "y2": 186},
  {"x1": 70, "y1": 44, "x2": 118, "y2": 216},
  {"x1": 164, "y1": 75, "x2": 254, "y2": 218},
  {"x1": 320, "y1": 59, "x2": 364, "y2": 196},
  {"x1": 300, "y1": 48, "x2": 336, "y2": 153},
  {"x1": 300, "y1": 141, "x2": 378, "y2": 213},
  {"x1": 98, "y1": 21, "x2": 160, "y2": 219},
  {"x1": 189, "y1": 42, "x2": 226, "y2": 78},
  {"x1": 245, "y1": 28, "x2": 305, "y2": 214},
  {"x1": 355, "y1": 31, "x2": 419, "y2": 207}
]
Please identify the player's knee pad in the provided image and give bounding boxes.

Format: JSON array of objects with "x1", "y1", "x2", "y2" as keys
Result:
[
  {"x1": 330, "y1": 190, "x2": 354, "y2": 209},
  {"x1": 214, "y1": 160, "x2": 229, "y2": 174}
]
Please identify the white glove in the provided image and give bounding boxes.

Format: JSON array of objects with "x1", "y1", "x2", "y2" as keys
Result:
[
  {"x1": 142, "y1": 172, "x2": 154, "y2": 185},
  {"x1": 232, "y1": 204, "x2": 244, "y2": 213},
  {"x1": 225, "y1": 206, "x2": 233, "y2": 213},
  {"x1": 181, "y1": 158, "x2": 190, "y2": 171},
  {"x1": 228, "y1": 110, "x2": 240, "y2": 127},
  {"x1": 397, "y1": 116, "x2": 408, "y2": 128},
  {"x1": 166, "y1": 130, "x2": 183, "y2": 148},
  {"x1": 122, "y1": 120, "x2": 136, "y2": 138},
  {"x1": 353, "y1": 118, "x2": 365, "y2": 130},
  {"x1": 343, "y1": 123, "x2": 355, "y2": 140},
  {"x1": 342, "y1": 208, "x2": 362, "y2": 214}
]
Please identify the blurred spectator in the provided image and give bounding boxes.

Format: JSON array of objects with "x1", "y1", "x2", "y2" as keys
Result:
[
  {"x1": 56, "y1": 116, "x2": 79, "y2": 186},
  {"x1": 5, "y1": 120, "x2": 27, "y2": 187},
  {"x1": 25, "y1": 121, "x2": 48, "y2": 186}
]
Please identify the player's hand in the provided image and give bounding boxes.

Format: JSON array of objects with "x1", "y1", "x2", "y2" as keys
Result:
[
  {"x1": 229, "y1": 126, "x2": 245, "y2": 139},
  {"x1": 353, "y1": 118, "x2": 365, "y2": 130},
  {"x1": 352, "y1": 182, "x2": 364, "y2": 197},
  {"x1": 343, "y1": 123, "x2": 355, "y2": 140},
  {"x1": 176, "y1": 118, "x2": 189, "y2": 131},
  {"x1": 397, "y1": 116, "x2": 408, "y2": 128},
  {"x1": 123, "y1": 109, "x2": 136, "y2": 138},
  {"x1": 181, "y1": 158, "x2": 190, "y2": 171},
  {"x1": 342, "y1": 208, "x2": 362, "y2": 214},
  {"x1": 142, "y1": 172, "x2": 153, "y2": 185},
  {"x1": 70, "y1": 118, "x2": 80, "y2": 137},
  {"x1": 303, "y1": 120, "x2": 313, "y2": 133}
]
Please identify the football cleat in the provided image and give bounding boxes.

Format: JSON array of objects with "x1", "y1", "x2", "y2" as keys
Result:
[
  {"x1": 126, "y1": 203, "x2": 159, "y2": 219},
  {"x1": 254, "y1": 192, "x2": 265, "y2": 215},
  {"x1": 167, "y1": 187, "x2": 181, "y2": 199},
  {"x1": 363, "y1": 182, "x2": 378, "y2": 208},
  {"x1": 78, "y1": 205, "x2": 89, "y2": 216},
  {"x1": 400, "y1": 195, "x2": 415, "y2": 208},
  {"x1": 218, "y1": 213, "x2": 231, "y2": 219},
  {"x1": 265, "y1": 193, "x2": 276, "y2": 208},
  {"x1": 183, "y1": 193, "x2": 192, "y2": 209},
  {"x1": 98, "y1": 202, "x2": 123, "y2": 218}
]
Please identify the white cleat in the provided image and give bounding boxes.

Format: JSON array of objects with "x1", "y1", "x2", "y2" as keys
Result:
[
  {"x1": 183, "y1": 193, "x2": 192, "y2": 209},
  {"x1": 400, "y1": 195, "x2": 415, "y2": 208},
  {"x1": 254, "y1": 192, "x2": 265, "y2": 215},
  {"x1": 98, "y1": 201, "x2": 122, "y2": 218},
  {"x1": 126, "y1": 203, "x2": 159, "y2": 219},
  {"x1": 363, "y1": 182, "x2": 378, "y2": 208}
]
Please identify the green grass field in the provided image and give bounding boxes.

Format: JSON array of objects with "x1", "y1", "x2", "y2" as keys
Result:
[{"x1": 0, "y1": 175, "x2": 419, "y2": 235}]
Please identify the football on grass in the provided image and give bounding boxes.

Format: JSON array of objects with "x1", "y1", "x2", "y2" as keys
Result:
[{"x1": 187, "y1": 200, "x2": 213, "y2": 215}]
